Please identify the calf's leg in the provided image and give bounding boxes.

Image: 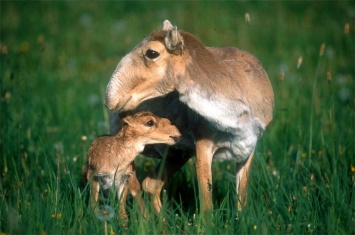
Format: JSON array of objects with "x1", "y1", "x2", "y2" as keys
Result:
[
  {"x1": 127, "y1": 164, "x2": 145, "y2": 216},
  {"x1": 118, "y1": 163, "x2": 145, "y2": 221},
  {"x1": 119, "y1": 183, "x2": 130, "y2": 222},
  {"x1": 142, "y1": 149, "x2": 190, "y2": 213},
  {"x1": 235, "y1": 151, "x2": 254, "y2": 211},
  {"x1": 90, "y1": 179, "x2": 100, "y2": 211}
]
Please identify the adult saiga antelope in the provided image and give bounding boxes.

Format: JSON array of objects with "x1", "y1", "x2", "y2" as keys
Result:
[{"x1": 105, "y1": 20, "x2": 274, "y2": 213}]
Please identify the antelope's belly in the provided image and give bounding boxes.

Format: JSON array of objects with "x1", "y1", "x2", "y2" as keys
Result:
[{"x1": 212, "y1": 116, "x2": 265, "y2": 163}]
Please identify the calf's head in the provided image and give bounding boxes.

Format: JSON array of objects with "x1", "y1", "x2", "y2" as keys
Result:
[
  {"x1": 122, "y1": 111, "x2": 181, "y2": 146},
  {"x1": 105, "y1": 20, "x2": 186, "y2": 112}
]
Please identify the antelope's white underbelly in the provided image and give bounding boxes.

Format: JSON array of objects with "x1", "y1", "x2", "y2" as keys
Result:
[
  {"x1": 212, "y1": 118, "x2": 262, "y2": 162},
  {"x1": 180, "y1": 86, "x2": 265, "y2": 162}
]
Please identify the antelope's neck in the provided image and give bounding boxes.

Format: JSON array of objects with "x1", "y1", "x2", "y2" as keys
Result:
[{"x1": 176, "y1": 73, "x2": 249, "y2": 133}]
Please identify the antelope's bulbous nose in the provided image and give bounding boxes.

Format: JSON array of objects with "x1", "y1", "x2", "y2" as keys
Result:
[
  {"x1": 104, "y1": 97, "x2": 110, "y2": 109},
  {"x1": 105, "y1": 82, "x2": 123, "y2": 112},
  {"x1": 105, "y1": 82, "x2": 116, "y2": 110},
  {"x1": 104, "y1": 94, "x2": 117, "y2": 111}
]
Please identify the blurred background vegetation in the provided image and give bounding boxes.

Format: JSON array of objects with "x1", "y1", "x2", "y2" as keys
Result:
[{"x1": 1, "y1": 1, "x2": 354, "y2": 234}]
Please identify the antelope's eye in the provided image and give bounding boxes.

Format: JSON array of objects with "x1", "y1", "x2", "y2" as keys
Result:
[
  {"x1": 145, "y1": 120, "x2": 155, "y2": 127},
  {"x1": 145, "y1": 49, "x2": 160, "y2": 59}
]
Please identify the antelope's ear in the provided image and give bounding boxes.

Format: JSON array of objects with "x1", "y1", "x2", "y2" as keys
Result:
[
  {"x1": 163, "y1": 20, "x2": 174, "y2": 31},
  {"x1": 164, "y1": 22, "x2": 184, "y2": 54}
]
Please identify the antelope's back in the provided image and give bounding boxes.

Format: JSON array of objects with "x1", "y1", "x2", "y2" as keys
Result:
[{"x1": 207, "y1": 47, "x2": 274, "y2": 126}]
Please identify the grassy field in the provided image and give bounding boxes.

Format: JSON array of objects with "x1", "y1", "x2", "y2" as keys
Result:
[{"x1": 1, "y1": 1, "x2": 354, "y2": 234}]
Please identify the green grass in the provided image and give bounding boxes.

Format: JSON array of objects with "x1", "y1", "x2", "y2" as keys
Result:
[{"x1": 1, "y1": 1, "x2": 354, "y2": 234}]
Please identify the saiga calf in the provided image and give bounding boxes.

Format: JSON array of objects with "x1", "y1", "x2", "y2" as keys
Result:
[{"x1": 82, "y1": 111, "x2": 181, "y2": 220}]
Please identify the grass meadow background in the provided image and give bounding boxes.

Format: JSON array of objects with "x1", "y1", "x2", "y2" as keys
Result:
[{"x1": 1, "y1": 1, "x2": 354, "y2": 234}]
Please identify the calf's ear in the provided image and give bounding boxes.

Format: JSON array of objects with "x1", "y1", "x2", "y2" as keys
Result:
[{"x1": 122, "y1": 116, "x2": 132, "y2": 126}]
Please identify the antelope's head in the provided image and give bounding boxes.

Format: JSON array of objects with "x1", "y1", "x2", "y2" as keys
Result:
[{"x1": 105, "y1": 20, "x2": 187, "y2": 112}]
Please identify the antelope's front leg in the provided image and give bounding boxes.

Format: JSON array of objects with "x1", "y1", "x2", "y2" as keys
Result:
[
  {"x1": 142, "y1": 149, "x2": 190, "y2": 213},
  {"x1": 195, "y1": 138, "x2": 214, "y2": 213},
  {"x1": 235, "y1": 151, "x2": 254, "y2": 211}
]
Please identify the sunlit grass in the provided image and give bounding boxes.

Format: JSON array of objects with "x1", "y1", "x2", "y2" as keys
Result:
[{"x1": 1, "y1": 1, "x2": 354, "y2": 234}]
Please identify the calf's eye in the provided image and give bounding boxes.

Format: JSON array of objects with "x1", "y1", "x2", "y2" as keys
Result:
[
  {"x1": 145, "y1": 120, "x2": 155, "y2": 127},
  {"x1": 145, "y1": 49, "x2": 160, "y2": 59}
]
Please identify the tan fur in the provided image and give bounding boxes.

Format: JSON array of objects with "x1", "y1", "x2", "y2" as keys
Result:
[
  {"x1": 105, "y1": 20, "x2": 274, "y2": 214},
  {"x1": 82, "y1": 111, "x2": 181, "y2": 220}
]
